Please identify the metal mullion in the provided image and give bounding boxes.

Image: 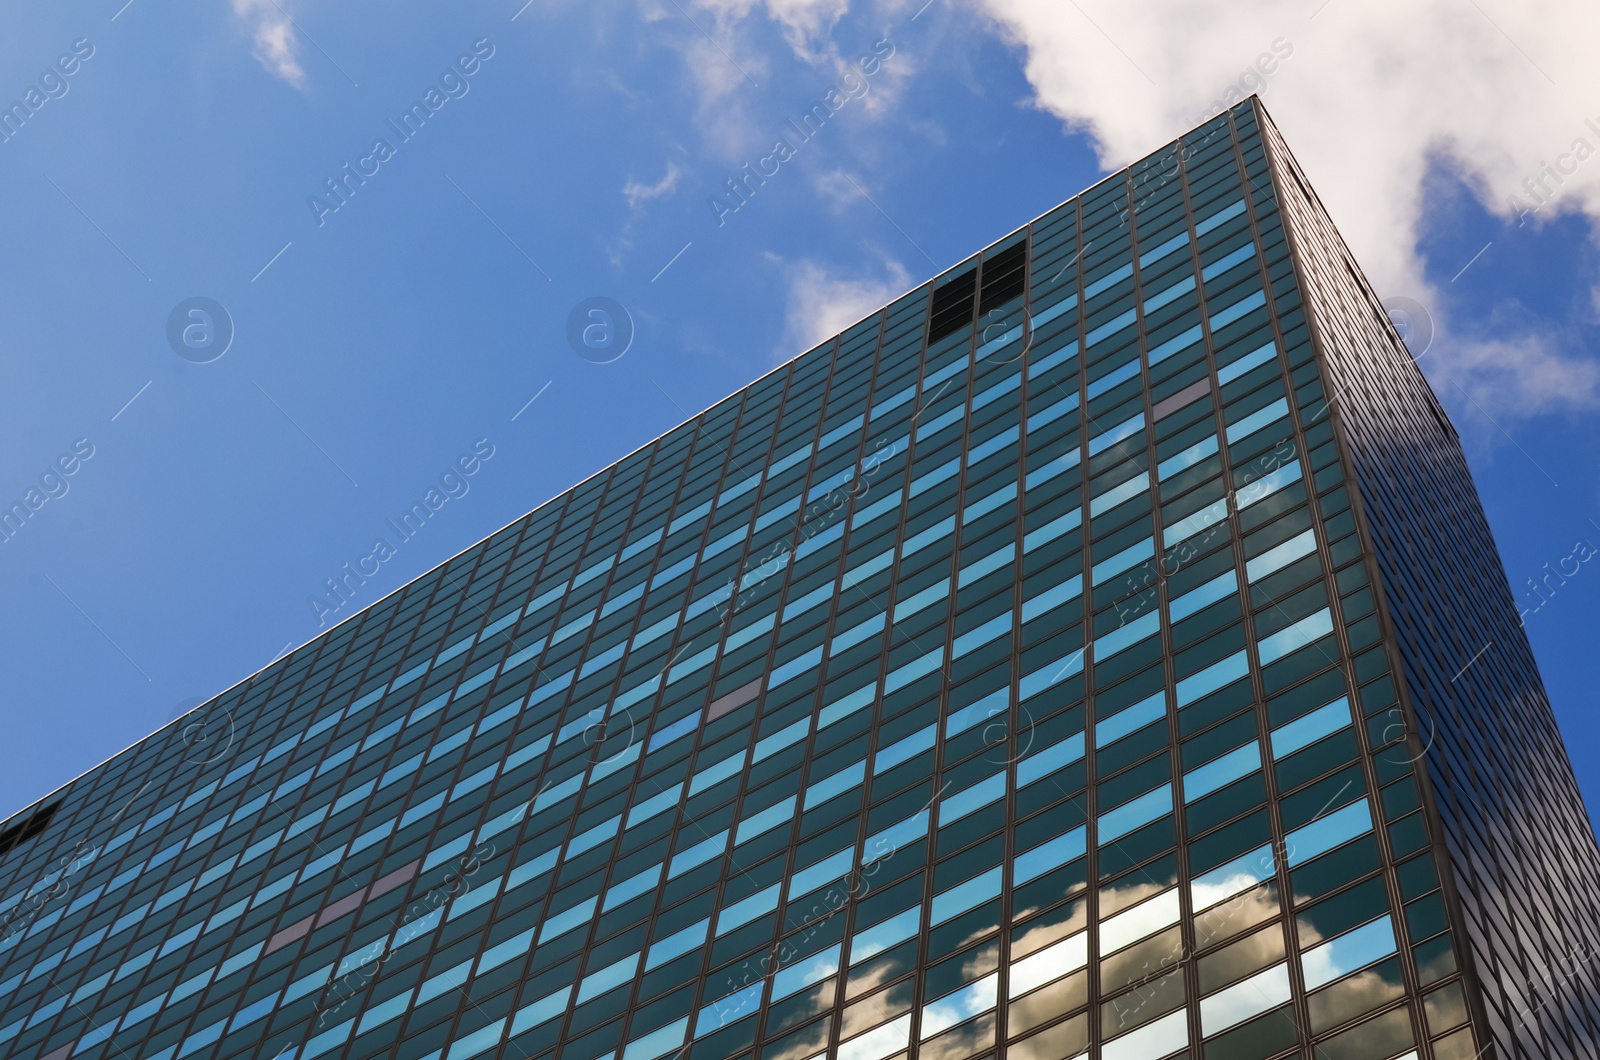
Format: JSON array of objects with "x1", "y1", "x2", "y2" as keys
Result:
[
  {"x1": 1222, "y1": 104, "x2": 1400, "y2": 1056},
  {"x1": 660, "y1": 352, "x2": 833, "y2": 1052},
  {"x1": 482, "y1": 460, "x2": 632, "y2": 826},
  {"x1": 1144, "y1": 130, "x2": 1222, "y2": 1054},
  {"x1": 540, "y1": 414, "x2": 742, "y2": 1054},
  {"x1": 288, "y1": 548, "x2": 457, "y2": 817},
  {"x1": 985, "y1": 225, "x2": 1036, "y2": 1056},
  {"x1": 319, "y1": 531, "x2": 519, "y2": 1059},
  {"x1": 482, "y1": 485, "x2": 673, "y2": 1027},
  {"x1": 799, "y1": 282, "x2": 945, "y2": 1054},
  {"x1": 917, "y1": 245, "x2": 1033, "y2": 1053},
  {"x1": 689, "y1": 390, "x2": 803, "y2": 712},
  {"x1": 1166, "y1": 115, "x2": 1293, "y2": 1055},
  {"x1": 167, "y1": 645, "x2": 350, "y2": 1043},
  {"x1": 737, "y1": 335, "x2": 887, "y2": 1054},
  {"x1": 23, "y1": 421, "x2": 638, "y2": 1057},
  {"x1": 1012, "y1": 205, "x2": 1094, "y2": 1050},
  {"x1": 235, "y1": 571, "x2": 470, "y2": 1055},
  {"x1": 546, "y1": 451, "x2": 712, "y2": 1055},
  {"x1": 554, "y1": 388, "x2": 792, "y2": 1050},
  {"x1": 761, "y1": 307, "x2": 910, "y2": 1060},
  {"x1": 803, "y1": 295, "x2": 961, "y2": 1060},
  {"x1": 900, "y1": 257, "x2": 1002, "y2": 1056},
  {"x1": 601, "y1": 386, "x2": 789, "y2": 1049},
  {"x1": 1011, "y1": 189, "x2": 1097, "y2": 1045},
  {"x1": 649, "y1": 364, "x2": 823, "y2": 1058},
  {"x1": 1282, "y1": 129, "x2": 1479, "y2": 1060},
  {"x1": 1110, "y1": 146, "x2": 1213, "y2": 1056},
  {"x1": 471, "y1": 444, "x2": 688, "y2": 1049},
  {"x1": 1089, "y1": 168, "x2": 1199, "y2": 1046},
  {"x1": 166, "y1": 622, "x2": 362, "y2": 880},
  {"x1": 368, "y1": 513, "x2": 603, "y2": 1053},
  {"x1": 281, "y1": 477, "x2": 636, "y2": 1050},
  {"x1": 604, "y1": 499, "x2": 780, "y2": 1043},
  {"x1": 384, "y1": 493, "x2": 599, "y2": 1050},
  {"x1": 1246, "y1": 110, "x2": 1422, "y2": 1060},
  {"x1": 1162, "y1": 109, "x2": 1313, "y2": 1058},
  {"x1": 258, "y1": 527, "x2": 537, "y2": 1058},
  {"x1": 19, "y1": 651, "x2": 304, "y2": 1057},
  {"x1": 1100, "y1": 126, "x2": 1209, "y2": 1056},
  {"x1": 1096, "y1": 129, "x2": 1202, "y2": 1051},
  {"x1": 510, "y1": 470, "x2": 652, "y2": 761}
]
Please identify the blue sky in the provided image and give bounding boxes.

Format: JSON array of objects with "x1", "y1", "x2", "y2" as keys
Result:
[{"x1": 1, "y1": 0, "x2": 1596, "y2": 830}]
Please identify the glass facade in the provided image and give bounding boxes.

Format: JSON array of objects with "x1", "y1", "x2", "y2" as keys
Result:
[{"x1": 0, "y1": 98, "x2": 1594, "y2": 1060}]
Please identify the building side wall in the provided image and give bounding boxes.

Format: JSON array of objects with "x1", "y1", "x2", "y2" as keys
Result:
[{"x1": 1257, "y1": 99, "x2": 1600, "y2": 1060}]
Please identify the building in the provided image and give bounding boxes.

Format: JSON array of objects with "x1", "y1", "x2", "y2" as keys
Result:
[{"x1": 2, "y1": 97, "x2": 1598, "y2": 1060}]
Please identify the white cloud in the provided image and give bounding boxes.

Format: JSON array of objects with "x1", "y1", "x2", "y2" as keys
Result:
[
  {"x1": 623, "y1": 160, "x2": 685, "y2": 210},
  {"x1": 972, "y1": 0, "x2": 1600, "y2": 417},
  {"x1": 767, "y1": 0, "x2": 852, "y2": 58},
  {"x1": 611, "y1": 158, "x2": 688, "y2": 266},
  {"x1": 233, "y1": 0, "x2": 306, "y2": 88},
  {"x1": 778, "y1": 255, "x2": 912, "y2": 357},
  {"x1": 810, "y1": 167, "x2": 868, "y2": 211},
  {"x1": 1436, "y1": 332, "x2": 1600, "y2": 422},
  {"x1": 653, "y1": 0, "x2": 902, "y2": 159},
  {"x1": 649, "y1": 12, "x2": 767, "y2": 159},
  {"x1": 695, "y1": 0, "x2": 851, "y2": 63}
]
